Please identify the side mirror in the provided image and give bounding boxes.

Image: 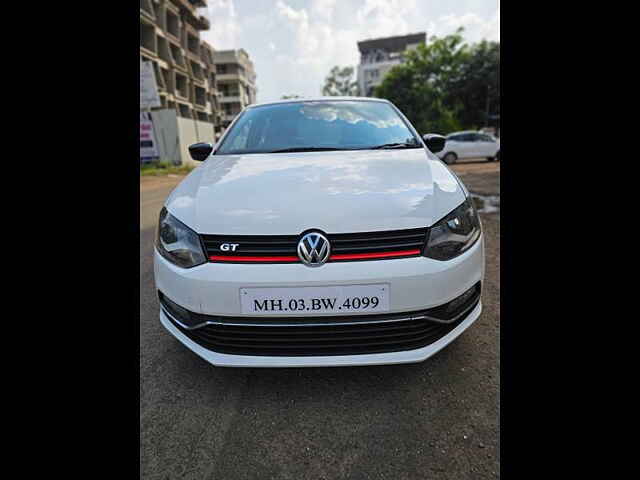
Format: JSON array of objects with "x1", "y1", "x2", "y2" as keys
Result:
[
  {"x1": 422, "y1": 134, "x2": 446, "y2": 153},
  {"x1": 188, "y1": 142, "x2": 214, "y2": 161}
]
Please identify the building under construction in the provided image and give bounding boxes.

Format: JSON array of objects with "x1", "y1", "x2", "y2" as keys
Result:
[{"x1": 140, "y1": 0, "x2": 257, "y2": 135}]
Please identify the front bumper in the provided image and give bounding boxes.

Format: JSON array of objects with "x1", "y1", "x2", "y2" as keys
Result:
[
  {"x1": 159, "y1": 300, "x2": 481, "y2": 367},
  {"x1": 153, "y1": 233, "x2": 484, "y2": 367}
]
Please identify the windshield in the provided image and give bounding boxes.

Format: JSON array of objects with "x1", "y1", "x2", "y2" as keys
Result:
[{"x1": 215, "y1": 100, "x2": 421, "y2": 155}]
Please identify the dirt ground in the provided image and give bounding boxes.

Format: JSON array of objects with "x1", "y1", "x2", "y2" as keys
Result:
[
  {"x1": 450, "y1": 160, "x2": 500, "y2": 196},
  {"x1": 140, "y1": 174, "x2": 188, "y2": 192}
]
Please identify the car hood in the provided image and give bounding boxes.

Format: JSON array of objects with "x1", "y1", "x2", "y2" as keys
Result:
[{"x1": 165, "y1": 149, "x2": 467, "y2": 235}]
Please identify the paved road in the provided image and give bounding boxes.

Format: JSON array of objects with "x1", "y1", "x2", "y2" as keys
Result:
[{"x1": 140, "y1": 172, "x2": 500, "y2": 479}]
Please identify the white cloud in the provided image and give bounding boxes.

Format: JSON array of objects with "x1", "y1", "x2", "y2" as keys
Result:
[
  {"x1": 201, "y1": 0, "x2": 499, "y2": 102},
  {"x1": 427, "y1": 9, "x2": 500, "y2": 43},
  {"x1": 310, "y1": 0, "x2": 338, "y2": 23},
  {"x1": 481, "y1": 8, "x2": 500, "y2": 41},
  {"x1": 354, "y1": 0, "x2": 418, "y2": 39},
  {"x1": 204, "y1": 0, "x2": 240, "y2": 48}
]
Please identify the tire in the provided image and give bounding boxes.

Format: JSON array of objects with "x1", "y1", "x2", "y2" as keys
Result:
[
  {"x1": 496, "y1": 151, "x2": 500, "y2": 162},
  {"x1": 443, "y1": 152, "x2": 458, "y2": 165}
]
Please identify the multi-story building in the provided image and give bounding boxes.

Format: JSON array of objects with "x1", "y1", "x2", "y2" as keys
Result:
[
  {"x1": 357, "y1": 33, "x2": 426, "y2": 97},
  {"x1": 200, "y1": 40, "x2": 223, "y2": 130},
  {"x1": 140, "y1": 0, "x2": 223, "y2": 130},
  {"x1": 213, "y1": 49, "x2": 257, "y2": 128}
]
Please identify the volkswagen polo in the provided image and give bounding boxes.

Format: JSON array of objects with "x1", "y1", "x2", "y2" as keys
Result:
[{"x1": 154, "y1": 97, "x2": 484, "y2": 367}]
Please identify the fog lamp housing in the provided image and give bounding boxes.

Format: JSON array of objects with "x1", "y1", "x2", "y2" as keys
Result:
[
  {"x1": 158, "y1": 291, "x2": 196, "y2": 328},
  {"x1": 426, "y1": 282, "x2": 481, "y2": 321}
]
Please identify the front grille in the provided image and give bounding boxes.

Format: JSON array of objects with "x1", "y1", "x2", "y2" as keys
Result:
[
  {"x1": 201, "y1": 227, "x2": 427, "y2": 263},
  {"x1": 160, "y1": 283, "x2": 479, "y2": 357}
]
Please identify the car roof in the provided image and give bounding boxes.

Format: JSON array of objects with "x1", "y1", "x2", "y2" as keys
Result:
[
  {"x1": 447, "y1": 130, "x2": 480, "y2": 136},
  {"x1": 247, "y1": 97, "x2": 391, "y2": 109}
]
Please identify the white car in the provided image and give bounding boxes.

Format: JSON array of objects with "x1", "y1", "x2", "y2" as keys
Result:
[
  {"x1": 154, "y1": 97, "x2": 484, "y2": 367},
  {"x1": 436, "y1": 131, "x2": 500, "y2": 164}
]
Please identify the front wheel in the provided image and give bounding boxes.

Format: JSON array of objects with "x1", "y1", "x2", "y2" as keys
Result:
[
  {"x1": 443, "y1": 152, "x2": 457, "y2": 165},
  {"x1": 495, "y1": 151, "x2": 500, "y2": 162}
]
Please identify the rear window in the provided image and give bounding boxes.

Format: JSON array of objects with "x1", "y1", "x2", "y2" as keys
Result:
[{"x1": 216, "y1": 100, "x2": 420, "y2": 155}]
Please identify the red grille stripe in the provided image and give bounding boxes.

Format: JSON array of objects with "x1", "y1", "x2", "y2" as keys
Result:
[
  {"x1": 330, "y1": 249, "x2": 421, "y2": 260},
  {"x1": 209, "y1": 255, "x2": 299, "y2": 262},
  {"x1": 210, "y1": 249, "x2": 422, "y2": 263}
]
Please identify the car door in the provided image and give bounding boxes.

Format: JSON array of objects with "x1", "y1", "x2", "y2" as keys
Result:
[
  {"x1": 456, "y1": 133, "x2": 477, "y2": 158},
  {"x1": 443, "y1": 134, "x2": 461, "y2": 157},
  {"x1": 480, "y1": 133, "x2": 499, "y2": 157},
  {"x1": 465, "y1": 133, "x2": 486, "y2": 158}
]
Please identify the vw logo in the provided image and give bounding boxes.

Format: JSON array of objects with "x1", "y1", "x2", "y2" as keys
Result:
[{"x1": 297, "y1": 232, "x2": 331, "y2": 267}]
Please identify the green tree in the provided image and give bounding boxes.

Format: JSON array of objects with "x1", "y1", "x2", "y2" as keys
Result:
[
  {"x1": 281, "y1": 94, "x2": 302, "y2": 99},
  {"x1": 452, "y1": 39, "x2": 500, "y2": 129},
  {"x1": 322, "y1": 66, "x2": 359, "y2": 96},
  {"x1": 374, "y1": 29, "x2": 499, "y2": 134}
]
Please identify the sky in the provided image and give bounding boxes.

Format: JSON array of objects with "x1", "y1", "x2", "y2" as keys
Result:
[{"x1": 200, "y1": 0, "x2": 500, "y2": 103}]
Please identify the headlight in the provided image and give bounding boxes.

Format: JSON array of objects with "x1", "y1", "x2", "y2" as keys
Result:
[
  {"x1": 424, "y1": 197, "x2": 481, "y2": 261},
  {"x1": 156, "y1": 207, "x2": 206, "y2": 268}
]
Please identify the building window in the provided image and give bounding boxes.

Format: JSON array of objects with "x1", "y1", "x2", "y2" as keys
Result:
[
  {"x1": 140, "y1": 20, "x2": 156, "y2": 53},
  {"x1": 175, "y1": 73, "x2": 188, "y2": 98},
  {"x1": 170, "y1": 43, "x2": 185, "y2": 68},
  {"x1": 178, "y1": 104, "x2": 191, "y2": 118},
  {"x1": 195, "y1": 86, "x2": 206, "y2": 106},
  {"x1": 187, "y1": 34, "x2": 199, "y2": 55},
  {"x1": 166, "y1": 11, "x2": 180, "y2": 39},
  {"x1": 140, "y1": 0, "x2": 155, "y2": 17},
  {"x1": 190, "y1": 60, "x2": 204, "y2": 80}
]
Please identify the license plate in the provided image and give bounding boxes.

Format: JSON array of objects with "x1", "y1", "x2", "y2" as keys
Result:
[{"x1": 239, "y1": 284, "x2": 390, "y2": 315}]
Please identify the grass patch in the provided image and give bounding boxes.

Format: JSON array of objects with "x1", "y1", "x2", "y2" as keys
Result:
[{"x1": 140, "y1": 161, "x2": 195, "y2": 176}]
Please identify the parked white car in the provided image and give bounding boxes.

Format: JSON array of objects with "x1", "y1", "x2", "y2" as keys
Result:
[
  {"x1": 435, "y1": 131, "x2": 500, "y2": 164},
  {"x1": 154, "y1": 98, "x2": 484, "y2": 368}
]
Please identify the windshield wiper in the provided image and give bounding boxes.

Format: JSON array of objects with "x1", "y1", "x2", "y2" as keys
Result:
[
  {"x1": 370, "y1": 142, "x2": 422, "y2": 150},
  {"x1": 269, "y1": 147, "x2": 347, "y2": 153}
]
